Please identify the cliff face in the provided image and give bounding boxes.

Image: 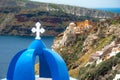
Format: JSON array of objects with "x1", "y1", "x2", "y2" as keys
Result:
[
  {"x1": 0, "y1": 0, "x2": 120, "y2": 36},
  {"x1": 52, "y1": 17, "x2": 120, "y2": 79}
]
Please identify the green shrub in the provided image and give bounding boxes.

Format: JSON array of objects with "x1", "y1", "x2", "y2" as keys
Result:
[{"x1": 116, "y1": 52, "x2": 120, "y2": 58}]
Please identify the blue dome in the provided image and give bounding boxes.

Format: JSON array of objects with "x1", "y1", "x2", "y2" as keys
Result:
[{"x1": 7, "y1": 39, "x2": 70, "y2": 80}]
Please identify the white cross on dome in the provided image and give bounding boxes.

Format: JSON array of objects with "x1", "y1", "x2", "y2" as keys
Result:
[{"x1": 31, "y1": 22, "x2": 45, "y2": 39}]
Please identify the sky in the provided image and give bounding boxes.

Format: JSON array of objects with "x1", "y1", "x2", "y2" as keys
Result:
[{"x1": 31, "y1": 0, "x2": 120, "y2": 8}]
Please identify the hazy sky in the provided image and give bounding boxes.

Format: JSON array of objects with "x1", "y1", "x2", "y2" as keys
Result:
[{"x1": 31, "y1": 0, "x2": 120, "y2": 8}]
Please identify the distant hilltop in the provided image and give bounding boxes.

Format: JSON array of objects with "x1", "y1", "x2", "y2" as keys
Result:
[
  {"x1": 0, "y1": 0, "x2": 119, "y2": 18},
  {"x1": 0, "y1": 0, "x2": 120, "y2": 36}
]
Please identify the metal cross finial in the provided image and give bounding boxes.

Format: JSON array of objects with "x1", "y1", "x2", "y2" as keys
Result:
[{"x1": 31, "y1": 22, "x2": 45, "y2": 39}]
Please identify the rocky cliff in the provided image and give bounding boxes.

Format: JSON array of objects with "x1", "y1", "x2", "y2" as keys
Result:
[
  {"x1": 52, "y1": 17, "x2": 120, "y2": 80},
  {"x1": 0, "y1": 0, "x2": 120, "y2": 36}
]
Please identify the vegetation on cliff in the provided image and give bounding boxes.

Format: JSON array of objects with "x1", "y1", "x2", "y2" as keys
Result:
[
  {"x1": 52, "y1": 17, "x2": 120, "y2": 79},
  {"x1": 78, "y1": 53, "x2": 120, "y2": 80}
]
